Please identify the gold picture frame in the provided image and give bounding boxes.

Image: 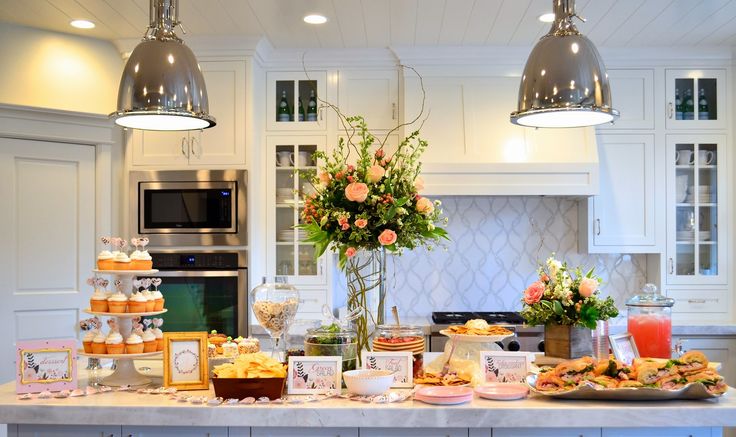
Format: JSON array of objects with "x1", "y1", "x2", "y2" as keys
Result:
[{"x1": 163, "y1": 332, "x2": 209, "y2": 390}]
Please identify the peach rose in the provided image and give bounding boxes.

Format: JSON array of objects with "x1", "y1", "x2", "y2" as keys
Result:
[
  {"x1": 354, "y1": 218, "x2": 368, "y2": 229},
  {"x1": 378, "y1": 229, "x2": 397, "y2": 246},
  {"x1": 318, "y1": 172, "x2": 331, "y2": 185},
  {"x1": 416, "y1": 197, "x2": 435, "y2": 215},
  {"x1": 344, "y1": 182, "x2": 369, "y2": 203},
  {"x1": 579, "y1": 277, "x2": 598, "y2": 298},
  {"x1": 366, "y1": 165, "x2": 386, "y2": 183},
  {"x1": 524, "y1": 281, "x2": 546, "y2": 305},
  {"x1": 345, "y1": 247, "x2": 357, "y2": 258},
  {"x1": 414, "y1": 176, "x2": 425, "y2": 192}
]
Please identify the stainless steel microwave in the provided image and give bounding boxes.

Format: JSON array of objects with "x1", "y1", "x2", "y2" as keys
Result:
[{"x1": 129, "y1": 170, "x2": 247, "y2": 246}]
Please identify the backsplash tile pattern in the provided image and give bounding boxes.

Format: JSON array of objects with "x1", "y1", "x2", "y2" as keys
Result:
[{"x1": 332, "y1": 196, "x2": 646, "y2": 322}]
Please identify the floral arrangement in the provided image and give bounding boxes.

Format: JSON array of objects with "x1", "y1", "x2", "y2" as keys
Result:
[
  {"x1": 299, "y1": 116, "x2": 448, "y2": 265},
  {"x1": 520, "y1": 255, "x2": 618, "y2": 329}
]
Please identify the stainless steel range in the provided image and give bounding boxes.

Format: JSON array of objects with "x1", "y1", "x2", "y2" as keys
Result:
[{"x1": 430, "y1": 311, "x2": 544, "y2": 353}]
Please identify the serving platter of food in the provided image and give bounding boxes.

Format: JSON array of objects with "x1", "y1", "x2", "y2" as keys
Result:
[
  {"x1": 439, "y1": 319, "x2": 514, "y2": 343},
  {"x1": 528, "y1": 351, "x2": 728, "y2": 400}
]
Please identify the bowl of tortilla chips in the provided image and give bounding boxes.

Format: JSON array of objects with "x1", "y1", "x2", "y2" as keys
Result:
[{"x1": 212, "y1": 353, "x2": 287, "y2": 399}]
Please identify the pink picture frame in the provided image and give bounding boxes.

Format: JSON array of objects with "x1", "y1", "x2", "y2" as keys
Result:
[{"x1": 16, "y1": 339, "x2": 77, "y2": 394}]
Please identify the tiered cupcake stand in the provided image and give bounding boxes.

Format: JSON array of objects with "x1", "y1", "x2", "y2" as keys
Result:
[{"x1": 78, "y1": 269, "x2": 166, "y2": 386}]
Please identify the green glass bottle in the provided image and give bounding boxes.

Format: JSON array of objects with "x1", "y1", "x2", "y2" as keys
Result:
[
  {"x1": 298, "y1": 98, "x2": 305, "y2": 122},
  {"x1": 674, "y1": 88, "x2": 683, "y2": 120},
  {"x1": 306, "y1": 89, "x2": 318, "y2": 122},
  {"x1": 698, "y1": 89, "x2": 709, "y2": 120},
  {"x1": 277, "y1": 90, "x2": 291, "y2": 122},
  {"x1": 683, "y1": 89, "x2": 694, "y2": 120}
]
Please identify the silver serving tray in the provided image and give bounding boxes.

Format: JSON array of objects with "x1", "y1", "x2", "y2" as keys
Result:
[{"x1": 527, "y1": 374, "x2": 726, "y2": 400}]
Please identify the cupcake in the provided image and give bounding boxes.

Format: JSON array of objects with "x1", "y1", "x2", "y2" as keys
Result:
[
  {"x1": 91, "y1": 330, "x2": 107, "y2": 354},
  {"x1": 127, "y1": 292, "x2": 147, "y2": 313},
  {"x1": 142, "y1": 289, "x2": 155, "y2": 312},
  {"x1": 97, "y1": 251, "x2": 114, "y2": 270},
  {"x1": 125, "y1": 332, "x2": 144, "y2": 354},
  {"x1": 82, "y1": 329, "x2": 98, "y2": 353},
  {"x1": 112, "y1": 252, "x2": 131, "y2": 270},
  {"x1": 142, "y1": 329, "x2": 157, "y2": 353},
  {"x1": 105, "y1": 330, "x2": 124, "y2": 355},
  {"x1": 152, "y1": 289, "x2": 165, "y2": 311},
  {"x1": 89, "y1": 288, "x2": 108, "y2": 312},
  {"x1": 238, "y1": 337, "x2": 260, "y2": 355},
  {"x1": 153, "y1": 327, "x2": 164, "y2": 351},
  {"x1": 107, "y1": 291, "x2": 128, "y2": 313},
  {"x1": 222, "y1": 337, "x2": 238, "y2": 358},
  {"x1": 207, "y1": 343, "x2": 217, "y2": 358},
  {"x1": 131, "y1": 250, "x2": 153, "y2": 270}
]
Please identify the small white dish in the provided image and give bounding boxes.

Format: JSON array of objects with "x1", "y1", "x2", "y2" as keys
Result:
[{"x1": 343, "y1": 369, "x2": 394, "y2": 396}]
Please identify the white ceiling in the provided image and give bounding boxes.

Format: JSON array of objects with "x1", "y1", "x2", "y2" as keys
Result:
[{"x1": 1, "y1": 0, "x2": 736, "y2": 49}]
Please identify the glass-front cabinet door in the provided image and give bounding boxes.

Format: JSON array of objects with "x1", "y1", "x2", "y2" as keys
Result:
[
  {"x1": 267, "y1": 136, "x2": 327, "y2": 285},
  {"x1": 266, "y1": 72, "x2": 327, "y2": 131},
  {"x1": 666, "y1": 135, "x2": 727, "y2": 285},
  {"x1": 666, "y1": 69, "x2": 726, "y2": 130}
]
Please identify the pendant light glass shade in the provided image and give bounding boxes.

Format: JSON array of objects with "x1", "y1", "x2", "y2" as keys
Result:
[
  {"x1": 510, "y1": 0, "x2": 618, "y2": 128},
  {"x1": 111, "y1": 0, "x2": 215, "y2": 131}
]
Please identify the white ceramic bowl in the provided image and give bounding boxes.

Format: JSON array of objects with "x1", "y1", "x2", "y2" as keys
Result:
[{"x1": 343, "y1": 369, "x2": 394, "y2": 395}]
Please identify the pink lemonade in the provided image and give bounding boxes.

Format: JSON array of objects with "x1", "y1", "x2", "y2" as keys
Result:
[{"x1": 628, "y1": 314, "x2": 672, "y2": 358}]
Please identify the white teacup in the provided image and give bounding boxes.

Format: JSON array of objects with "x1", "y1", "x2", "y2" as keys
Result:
[
  {"x1": 276, "y1": 151, "x2": 293, "y2": 167},
  {"x1": 675, "y1": 150, "x2": 694, "y2": 165},
  {"x1": 296, "y1": 151, "x2": 313, "y2": 167},
  {"x1": 698, "y1": 150, "x2": 715, "y2": 165}
]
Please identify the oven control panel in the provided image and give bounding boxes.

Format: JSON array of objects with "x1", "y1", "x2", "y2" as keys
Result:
[{"x1": 151, "y1": 252, "x2": 240, "y2": 270}]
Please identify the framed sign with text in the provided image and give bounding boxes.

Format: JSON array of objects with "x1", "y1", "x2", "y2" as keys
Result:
[
  {"x1": 362, "y1": 351, "x2": 413, "y2": 388},
  {"x1": 479, "y1": 351, "x2": 531, "y2": 384},
  {"x1": 163, "y1": 332, "x2": 209, "y2": 390},
  {"x1": 16, "y1": 339, "x2": 77, "y2": 394},
  {"x1": 287, "y1": 356, "x2": 342, "y2": 394}
]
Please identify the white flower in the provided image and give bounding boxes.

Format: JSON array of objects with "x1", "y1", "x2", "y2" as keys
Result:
[{"x1": 547, "y1": 258, "x2": 562, "y2": 281}]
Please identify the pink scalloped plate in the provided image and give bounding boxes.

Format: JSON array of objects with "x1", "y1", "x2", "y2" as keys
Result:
[
  {"x1": 416, "y1": 386, "x2": 474, "y2": 398},
  {"x1": 414, "y1": 393, "x2": 473, "y2": 405},
  {"x1": 475, "y1": 383, "x2": 529, "y2": 401}
]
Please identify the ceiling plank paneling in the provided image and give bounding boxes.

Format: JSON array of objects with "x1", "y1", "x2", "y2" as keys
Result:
[
  {"x1": 437, "y1": 0, "x2": 474, "y2": 45},
  {"x1": 389, "y1": 0, "x2": 418, "y2": 46},
  {"x1": 509, "y1": 0, "x2": 551, "y2": 46},
  {"x1": 602, "y1": 0, "x2": 675, "y2": 46},
  {"x1": 361, "y1": 0, "x2": 391, "y2": 47},
  {"x1": 333, "y1": 0, "x2": 367, "y2": 48},
  {"x1": 218, "y1": 0, "x2": 264, "y2": 35},
  {"x1": 692, "y1": 2, "x2": 736, "y2": 46},
  {"x1": 643, "y1": 0, "x2": 730, "y2": 46},
  {"x1": 585, "y1": 0, "x2": 645, "y2": 45},
  {"x1": 624, "y1": 0, "x2": 703, "y2": 47},
  {"x1": 74, "y1": 0, "x2": 139, "y2": 37},
  {"x1": 310, "y1": 0, "x2": 345, "y2": 48},
  {"x1": 414, "y1": 0, "x2": 444, "y2": 46},
  {"x1": 462, "y1": 0, "x2": 504, "y2": 45},
  {"x1": 486, "y1": 0, "x2": 532, "y2": 45}
]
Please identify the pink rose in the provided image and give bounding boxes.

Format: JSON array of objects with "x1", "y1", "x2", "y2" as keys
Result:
[
  {"x1": 414, "y1": 176, "x2": 425, "y2": 192},
  {"x1": 318, "y1": 172, "x2": 331, "y2": 185},
  {"x1": 345, "y1": 247, "x2": 357, "y2": 258},
  {"x1": 415, "y1": 197, "x2": 435, "y2": 215},
  {"x1": 338, "y1": 216, "x2": 350, "y2": 231},
  {"x1": 524, "y1": 281, "x2": 545, "y2": 305},
  {"x1": 355, "y1": 218, "x2": 368, "y2": 229},
  {"x1": 579, "y1": 277, "x2": 598, "y2": 298},
  {"x1": 378, "y1": 229, "x2": 397, "y2": 246},
  {"x1": 366, "y1": 165, "x2": 386, "y2": 183},
  {"x1": 345, "y1": 182, "x2": 369, "y2": 203}
]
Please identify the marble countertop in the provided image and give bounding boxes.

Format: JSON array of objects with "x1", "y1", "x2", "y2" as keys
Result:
[{"x1": 1, "y1": 364, "x2": 735, "y2": 428}]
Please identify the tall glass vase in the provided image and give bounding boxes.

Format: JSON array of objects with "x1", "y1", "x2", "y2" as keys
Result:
[{"x1": 344, "y1": 248, "x2": 387, "y2": 358}]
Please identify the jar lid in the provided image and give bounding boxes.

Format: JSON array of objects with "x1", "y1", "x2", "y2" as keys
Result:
[{"x1": 625, "y1": 283, "x2": 675, "y2": 307}]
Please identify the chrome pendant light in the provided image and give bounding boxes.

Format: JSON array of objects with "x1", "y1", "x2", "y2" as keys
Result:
[
  {"x1": 510, "y1": 0, "x2": 618, "y2": 128},
  {"x1": 111, "y1": 0, "x2": 215, "y2": 131}
]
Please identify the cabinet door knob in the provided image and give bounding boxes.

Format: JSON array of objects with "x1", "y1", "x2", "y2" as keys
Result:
[
  {"x1": 668, "y1": 102, "x2": 674, "y2": 119},
  {"x1": 668, "y1": 257, "x2": 674, "y2": 274},
  {"x1": 595, "y1": 218, "x2": 601, "y2": 236}
]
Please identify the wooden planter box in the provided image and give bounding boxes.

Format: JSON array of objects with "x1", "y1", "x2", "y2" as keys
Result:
[{"x1": 544, "y1": 324, "x2": 593, "y2": 359}]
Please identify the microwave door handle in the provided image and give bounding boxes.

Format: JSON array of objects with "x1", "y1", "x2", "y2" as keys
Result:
[{"x1": 155, "y1": 270, "x2": 240, "y2": 278}]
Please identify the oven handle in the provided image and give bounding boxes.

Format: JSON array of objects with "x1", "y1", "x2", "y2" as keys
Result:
[{"x1": 155, "y1": 270, "x2": 240, "y2": 278}]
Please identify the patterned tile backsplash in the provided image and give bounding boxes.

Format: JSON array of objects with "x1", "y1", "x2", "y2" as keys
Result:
[{"x1": 332, "y1": 196, "x2": 647, "y2": 322}]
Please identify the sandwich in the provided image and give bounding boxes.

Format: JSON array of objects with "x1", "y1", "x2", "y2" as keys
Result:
[
  {"x1": 673, "y1": 351, "x2": 709, "y2": 375},
  {"x1": 593, "y1": 359, "x2": 632, "y2": 380},
  {"x1": 535, "y1": 371, "x2": 569, "y2": 392},
  {"x1": 656, "y1": 374, "x2": 688, "y2": 390},
  {"x1": 589, "y1": 375, "x2": 618, "y2": 389},
  {"x1": 554, "y1": 357, "x2": 595, "y2": 384},
  {"x1": 685, "y1": 370, "x2": 728, "y2": 395},
  {"x1": 635, "y1": 362, "x2": 674, "y2": 385},
  {"x1": 618, "y1": 380, "x2": 644, "y2": 388}
]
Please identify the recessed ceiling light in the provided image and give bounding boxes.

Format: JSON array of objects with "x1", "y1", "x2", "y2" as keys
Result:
[
  {"x1": 303, "y1": 14, "x2": 327, "y2": 25},
  {"x1": 538, "y1": 13, "x2": 555, "y2": 23},
  {"x1": 70, "y1": 19, "x2": 95, "y2": 29}
]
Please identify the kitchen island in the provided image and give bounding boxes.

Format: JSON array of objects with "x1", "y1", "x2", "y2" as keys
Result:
[{"x1": 1, "y1": 364, "x2": 734, "y2": 437}]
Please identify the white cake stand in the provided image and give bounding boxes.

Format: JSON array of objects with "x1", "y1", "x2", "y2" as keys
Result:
[{"x1": 88, "y1": 269, "x2": 162, "y2": 386}]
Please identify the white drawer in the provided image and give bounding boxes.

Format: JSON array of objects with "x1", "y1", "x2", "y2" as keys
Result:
[
  {"x1": 666, "y1": 289, "x2": 729, "y2": 314},
  {"x1": 296, "y1": 289, "x2": 327, "y2": 313}
]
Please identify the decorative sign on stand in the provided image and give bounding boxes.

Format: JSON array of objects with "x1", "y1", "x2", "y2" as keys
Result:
[
  {"x1": 163, "y1": 332, "x2": 209, "y2": 390},
  {"x1": 361, "y1": 351, "x2": 413, "y2": 388},
  {"x1": 479, "y1": 351, "x2": 531, "y2": 384},
  {"x1": 16, "y1": 339, "x2": 77, "y2": 394},
  {"x1": 287, "y1": 356, "x2": 342, "y2": 395},
  {"x1": 608, "y1": 333, "x2": 640, "y2": 365}
]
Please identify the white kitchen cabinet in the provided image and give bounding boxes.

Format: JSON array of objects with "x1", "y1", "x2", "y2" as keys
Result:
[
  {"x1": 267, "y1": 71, "x2": 328, "y2": 131},
  {"x1": 665, "y1": 69, "x2": 727, "y2": 130},
  {"x1": 338, "y1": 69, "x2": 398, "y2": 130},
  {"x1": 492, "y1": 429, "x2": 600, "y2": 437},
  {"x1": 602, "y1": 427, "x2": 719, "y2": 437},
  {"x1": 360, "y1": 429, "x2": 468, "y2": 437},
  {"x1": 121, "y1": 426, "x2": 227, "y2": 437},
  {"x1": 579, "y1": 134, "x2": 661, "y2": 253},
  {"x1": 671, "y1": 336, "x2": 736, "y2": 386},
  {"x1": 250, "y1": 428, "x2": 357, "y2": 437},
  {"x1": 130, "y1": 60, "x2": 247, "y2": 167},
  {"x1": 666, "y1": 289, "x2": 731, "y2": 323},
  {"x1": 597, "y1": 69, "x2": 654, "y2": 130},
  {"x1": 665, "y1": 134, "x2": 727, "y2": 285},
  {"x1": 16, "y1": 425, "x2": 120, "y2": 437}
]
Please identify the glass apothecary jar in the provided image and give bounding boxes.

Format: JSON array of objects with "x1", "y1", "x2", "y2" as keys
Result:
[
  {"x1": 250, "y1": 277, "x2": 299, "y2": 362},
  {"x1": 304, "y1": 325, "x2": 357, "y2": 372},
  {"x1": 373, "y1": 325, "x2": 425, "y2": 378},
  {"x1": 626, "y1": 284, "x2": 675, "y2": 359}
]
